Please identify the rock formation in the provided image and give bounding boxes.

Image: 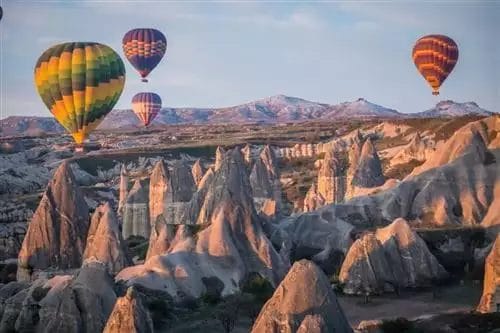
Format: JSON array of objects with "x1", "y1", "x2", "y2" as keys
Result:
[
  {"x1": 351, "y1": 138, "x2": 385, "y2": 188},
  {"x1": 270, "y1": 212, "x2": 354, "y2": 273},
  {"x1": 391, "y1": 132, "x2": 433, "y2": 166},
  {"x1": 117, "y1": 148, "x2": 287, "y2": 300},
  {"x1": 169, "y1": 160, "x2": 196, "y2": 203},
  {"x1": 409, "y1": 117, "x2": 497, "y2": 177},
  {"x1": 303, "y1": 182, "x2": 325, "y2": 212},
  {"x1": 215, "y1": 146, "x2": 225, "y2": 171},
  {"x1": 339, "y1": 218, "x2": 447, "y2": 294},
  {"x1": 191, "y1": 159, "x2": 206, "y2": 188},
  {"x1": 317, "y1": 151, "x2": 346, "y2": 204},
  {"x1": 83, "y1": 203, "x2": 131, "y2": 275},
  {"x1": 477, "y1": 235, "x2": 500, "y2": 313},
  {"x1": 251, "y1": 260, "x2": 353, "y2": 333},
  {"x1": 118, "y1": 164, "x2": 129, "y2": 216},
  {"x1": 103, "y1": 287, "x2": 154, "y2": 333},
  {"x1": 17, "y1": 161, "x2": 89, "y2": 281},
  {"x1": 285, "y1": 144, "x2": 499, "y2": 231},
  {"x1": 145, "y1": 216, "x2": 176, "y2": 260},
  {"x1": 122, "y1": 180, "x2": 150, "y2": 239},
  {"x1": 37, "y1": 261, "x2": 117, "y2": 332},
  {"x1": 250, "y1": 145, "x2": 282, "y2": 211},
  {"x1": 149, "y1": 160, "x2": 170, "y2": 224},
  {"x1": 481, "y1": 180, "x2": 500, "y2": 239},
  {"x1": 241, "y1": 143, "x2": 252, "y2": 166},
  {"x1": 162, "y1": 160, "x2": 196, "y2": 224}
]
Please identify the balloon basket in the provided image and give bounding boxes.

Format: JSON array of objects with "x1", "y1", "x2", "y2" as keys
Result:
[
  {"x1": 432, "y1": 91, "x2": 439, "y2": 96},
  {"x1": 74, "y1": 143, "x2": 86, "y2": 154},
  {"x1": 141, "y1": 78, "x2": 148, "y2": 83}
]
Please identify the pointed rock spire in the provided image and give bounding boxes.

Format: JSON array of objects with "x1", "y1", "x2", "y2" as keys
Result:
[
  {"x1": 191, "y1": 159, "x2": 206, "y2": 188},
  {"x1": 352, "y1": 138, "x2": 385, "y2": 188},
  {"x1": 149, "y1": 160, "x2": 170, "y2": 224},
  {"x1": 117, "y1": 148, "x2": 287, "y2": 299},
  {"x1": 250, "y1": 145, "x2": 282, "y2": 210},
  {"x1": 339, "y1": 218, "x2": 447, "y2": 294},
  {"x1": 215, "y1": 146, "x2": 225, "y2": 171},
  {"x1": 170, "y1": 160, "x2": 196, "y2": 203},
  {"x1": 103, "y1": 287, "x2": 154, "y2": 333},
  {"x1": 118, "y1": 164, "x2": 129, "y2": 216},
  {"x1": 17, "y1": 161, "x2": 89, "y2": 281},
  {"x1": 251, "y1": 260, "x2": 353, "y2": 333},
  {"x1": 146, "y1": 215, "x2": 176, "y2": 260},
  {"x1": 122, "y1": 180, "x2": 150, "y2": 239},
  {"x1": 317, "y1": 151, "x2": 346, "y2": 204},
  {"x1": 241, "y1": 143, "x2": 252, "y2": 166},
  {"x1": 83, "y1": 202, "x2": 131, "y2": 274}
]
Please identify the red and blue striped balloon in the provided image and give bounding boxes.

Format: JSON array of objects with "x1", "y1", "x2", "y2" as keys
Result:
[
  {"x1": 132, "y1": 92, "x2": 162, "y2": 126},
  {"x1": 123, "y1": 28, "x2": 167, "y2": 82}
]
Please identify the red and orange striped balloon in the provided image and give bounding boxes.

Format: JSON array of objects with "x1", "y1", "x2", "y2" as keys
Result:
[
  {"x1": 132, "y1": 92, "x2": 162, "y2": 126},
  {"x1": 412, "y1": 35, "x2": 458, "y2": 96}
]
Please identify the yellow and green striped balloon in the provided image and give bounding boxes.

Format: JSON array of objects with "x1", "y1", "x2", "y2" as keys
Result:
[{"x1": 34, "y1": 42, "x2": 126, "y2": 144}]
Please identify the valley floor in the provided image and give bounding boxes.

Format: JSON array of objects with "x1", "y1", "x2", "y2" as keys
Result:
[
  {"x1": 165, "y1": 282, "x2": 482, "y2": 332},
  {"x1": 339, "y1": 282, "x2": 482, "y2": 327}
]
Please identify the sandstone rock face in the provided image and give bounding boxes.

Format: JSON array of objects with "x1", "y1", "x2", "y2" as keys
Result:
[
  {"x1": 317, "y1": 151, "x2": 347, "y2": 204},
  {"x1": 118, "y1": 164, "x2": 129, "y2": 216},
  {"x1": 145, "y1": 216, "x2": 176, "y2": 260},
  {"x1": 477, "y1": 235, "x2": 500, "y2": 313},
  {"x1": 339, "y1": 218, "x2": 447, "y2": 294},
  {"x1": 250, "y1": 145, "x2": 282, "y2": 211},
  {"x1": 409, "y1": 117, "x2": 498, "y2": 177},
  {"x1": 481, "y1": 179, "x2": 500, "y2": 239},
  {"x1": 37, "y1": 261, "x2": 117, "y2": 333},
  {"x1": 290, "y1": 144, "x2": 499, "y2": 229},
  {"x1": 103, "y1": 287, "x2": 154, "y2": 333},
  {"x1": 191, "y1": 159, "x2": 206, "y2": 188},
  {"x1": 270, "y1": 212, "x2": 354, "y2": 273},
  {"x1": 117, "y1": 148, "x2": 287, "y2": 300},
  {"x1": 122, "y1": 180, "x2": 150, "y2": 239},
  {"x1": 391, "y1": 132, "x2": 433, "y2": 166},
  {"x1": 169, "y1": 160, "x2": 196, "y2": 203},
  {"x1": 149, "y1": 160, "x2": 170, "y2": 225},
  {"x1": 17, "y1": 161, "x2": 90, "y2": 281},
  {"x1": 251, "y1": 260, "x2": 353, "y2": 333},
  {"x1": 83, "y1": 203, "x2": 131, "y2": 275},
  {"x1": 163, "y1": 160, "x2": 196, "y2": 224},
  {"x1": 215, "y1": 146, "x2": 225, "y2": 171},
  {"x1": 352, "y1": 138, "x2": 385, "y2": 188},
  {"x1": 241, "y1": 143, "x2": 252, "y2": 166},
  {"x1": 303, "y1": 182, "x2": 325, "y2": 212}
]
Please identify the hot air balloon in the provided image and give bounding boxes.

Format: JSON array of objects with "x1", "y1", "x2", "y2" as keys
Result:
[
  {"x1": 0, "y1": 6, "x2": 3, "y2": 21},
  {"x1": 34, "y1": 42, "x2": 125, "y2": 147},
  {"x1": 123, "y1": 28, "x2": 167, "y2": 82},
  {"x1": 412, "y1": 34, "x2": 458, "y2": 95},
  {"x1": 132, "y1": 92, "x2": 162, "y2": 126}
]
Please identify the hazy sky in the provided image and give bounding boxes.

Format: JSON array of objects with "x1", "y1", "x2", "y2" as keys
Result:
[{"x1": 0, "y1": 0, "x2": 498, "y2": 118}]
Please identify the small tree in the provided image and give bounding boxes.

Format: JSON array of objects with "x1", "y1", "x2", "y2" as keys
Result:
[{"x1": 215, "y1": 295, "x2": 241, "y2": 333}]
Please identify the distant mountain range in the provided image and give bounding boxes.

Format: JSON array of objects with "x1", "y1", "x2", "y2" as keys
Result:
[{"x1": 0, "y1": 95, "x2": 495, "y2": 136}]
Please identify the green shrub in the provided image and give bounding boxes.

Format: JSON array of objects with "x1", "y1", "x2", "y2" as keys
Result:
[
  {"x1": 241, "y1": 273, "x2": 274, "y2": 305},
  {"x1": 380, "y1": 318, "x2": 420, "y2": 333},
  {"x1": 200, "y1": 291, "x2": 222, "y2": 305}
]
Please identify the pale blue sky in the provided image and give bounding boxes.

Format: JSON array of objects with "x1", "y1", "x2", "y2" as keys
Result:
[{"x1": 0, "y1": 0, "x2": 498, "y2": 118}]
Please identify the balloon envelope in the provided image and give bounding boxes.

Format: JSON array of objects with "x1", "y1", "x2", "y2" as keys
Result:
[
  {"x1": 123, "y1": 28, "x2": 167, "y2": 81},
  {"x1": 34, "y1": 42, "x2": 126, "y2": 144},
  {"x1": 132, "y1": 92, "x2": 162, "y2": 126},
  {"x1": 412, "y1": 34, "x2": 458, "y2": 95}
]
